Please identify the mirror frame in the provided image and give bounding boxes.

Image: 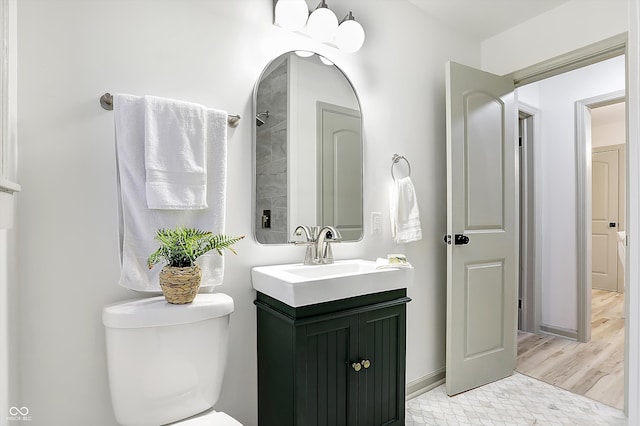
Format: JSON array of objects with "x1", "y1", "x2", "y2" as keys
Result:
[{"x1": 251, "y1": 50, "x2": 364, "y2": 245}]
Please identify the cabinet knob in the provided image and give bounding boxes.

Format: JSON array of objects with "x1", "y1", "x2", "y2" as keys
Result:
[
  {"x1": 361, "y1": 359, "x2": 371, "y2": 369},
  {"x1": 351, "y1": 362, "x2": 362, "y2": 372}
]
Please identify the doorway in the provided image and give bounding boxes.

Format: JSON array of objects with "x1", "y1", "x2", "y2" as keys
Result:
[
  {"x1": 515, "y1": 59, "x2": 626, "y2": 410},
  {"x1": 445, "y1": 49, "x2": 628, "y2": 402},
  {"x1": 316, "y1": 102, "x2": 362, "y2": 240},
  {"x1": 591, "y1": 102, "x2": 626, "y2": 295},
  {"x1": 518, "y1": 107, "x2": 538, "y2": 334},
  {"x1": 577, "y1": 90, "x2": 626, "y2": 343}
]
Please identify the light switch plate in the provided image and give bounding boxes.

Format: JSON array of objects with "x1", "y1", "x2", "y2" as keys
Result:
[{"x1": 371, "y1": 212, "x2": 382, "y2": 235}]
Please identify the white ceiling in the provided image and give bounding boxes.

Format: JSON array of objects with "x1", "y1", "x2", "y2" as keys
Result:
[{"x1": 406, "y1": 0, "x2": 571, "y2": 40}]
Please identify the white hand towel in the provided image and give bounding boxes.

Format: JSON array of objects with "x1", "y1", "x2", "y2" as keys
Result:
[
  {"x1": 144, "y1": 95, "x2": 208, "y2": 210},
  {"x1": 113, "y1": 93, "x2": 228, "y2": 292},
  {"x1": 390, "y1": 176, "x2": 422, "y2": 244}
]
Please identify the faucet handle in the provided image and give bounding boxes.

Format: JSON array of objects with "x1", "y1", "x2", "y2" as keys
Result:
[
  {"x1": 324, "y1": 226, "x2": 342, "y2": 242},
  {"x1": 293, "y1": 225, "x2": 314, "y2": 242}
]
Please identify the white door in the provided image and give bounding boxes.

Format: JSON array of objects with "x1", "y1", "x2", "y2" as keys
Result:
[
  {"x1": 592, "y1": 149, "x2": 620, "y2": 292},
  {"x1": 318, "y1": 103, "x2": 362, "y2": 240},
  {"x1": 445, "y1": 61, "x2": 518, "y2": 396}
]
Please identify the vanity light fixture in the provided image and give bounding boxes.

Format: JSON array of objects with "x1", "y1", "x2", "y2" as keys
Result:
[
  {"x1": 273, "y1": 0, "x2": 366, "y2": 53},
  {"x1": 306, "y1": 0, "x2": 338, "y2": 42},
  {"x1": 335, "y1": 12, "x2": 365, "y2": 53},
  {"x1": 274, "y1": 0, "x2": 308, "y2": 31}
]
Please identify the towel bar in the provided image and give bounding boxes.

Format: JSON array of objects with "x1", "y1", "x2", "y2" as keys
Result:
[
  {"x1": 99, "y1": 92, "x2": 241, "y2": 128},
  {"x1": 391, "y1": 154, "x2": 411, "y2": 181}
]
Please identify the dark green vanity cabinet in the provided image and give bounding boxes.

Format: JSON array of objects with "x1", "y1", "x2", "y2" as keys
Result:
[{"x1": 255, "y1": 289, "x2": 411, "y2": 426}]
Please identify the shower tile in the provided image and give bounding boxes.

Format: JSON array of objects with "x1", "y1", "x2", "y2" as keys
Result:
[
  {"x1": 270, "y1": 207, "x2": 287, "y2": 233},
  {"x1": 272, "y1": 195, "x2": 287, "y2": 209},
  {"x1": 271, "y1": 121, "x2": 287, "y2": 162}
]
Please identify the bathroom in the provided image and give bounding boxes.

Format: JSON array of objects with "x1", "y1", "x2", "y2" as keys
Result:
[{"x1": 1, "y1": 0, "x2": 639, "y2": 425}]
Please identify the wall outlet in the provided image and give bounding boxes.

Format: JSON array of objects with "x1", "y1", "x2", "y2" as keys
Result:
[{"x1": 371, "y1": 212, "x2": 382, "y2": 235}]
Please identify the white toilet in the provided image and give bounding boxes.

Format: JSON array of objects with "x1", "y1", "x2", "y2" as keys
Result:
[{"x1": 102, "y1": 293, "x2": 242, "y2": 426}]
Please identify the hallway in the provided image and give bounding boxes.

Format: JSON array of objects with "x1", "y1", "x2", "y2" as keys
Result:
[{"x1": 517, "y1": 289, "x2": 625, "y2": 409}]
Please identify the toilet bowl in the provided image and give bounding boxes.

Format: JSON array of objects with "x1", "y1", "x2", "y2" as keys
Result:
[{"x1": 102, "y1": 294, "x2": 242, "y2": 426}]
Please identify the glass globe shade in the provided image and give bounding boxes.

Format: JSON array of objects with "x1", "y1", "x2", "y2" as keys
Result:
[
  {"x1": 336, "y1": 19, "x2": 365, "y2": 53},
  {"x1": 274, "y1": 0, "x2": 308, "y2": 31},
  {"x1": 307, "y1": 7, "x2": 338, "y2": 42}
]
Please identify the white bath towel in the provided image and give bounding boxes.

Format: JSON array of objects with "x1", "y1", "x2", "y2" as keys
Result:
[
  {"x1": 390, "y1": 176, "x2": 422, "y2": 244},
  {"x1": 144, "y1": 95, "x2": 208, "y2": 209},
  {"x1": 113, "y1": 93, "x2": 228, "y2": 292}
]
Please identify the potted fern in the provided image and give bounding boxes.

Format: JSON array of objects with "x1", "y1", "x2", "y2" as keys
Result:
[{"x1": 147, "y1": 226, "x2": 244, "y2": 304}]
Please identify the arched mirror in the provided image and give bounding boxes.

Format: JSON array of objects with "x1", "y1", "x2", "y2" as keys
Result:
[{"x1": 253, "y1": 51, "x2": 363, "y2": 244}]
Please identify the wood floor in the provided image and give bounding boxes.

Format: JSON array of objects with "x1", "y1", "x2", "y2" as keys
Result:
[{"x1": 516, "y1": 289, "x2": 625, "y2": 410}]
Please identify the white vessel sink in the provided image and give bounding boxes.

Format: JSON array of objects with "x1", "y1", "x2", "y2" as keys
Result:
[{"x1": 251, "y1": 259, "x2": 413, "y2": 307}]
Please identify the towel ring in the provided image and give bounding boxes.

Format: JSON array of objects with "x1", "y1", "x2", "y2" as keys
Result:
[{"x1": 391, "y1": 154, "x2": 411, "y2": 181}]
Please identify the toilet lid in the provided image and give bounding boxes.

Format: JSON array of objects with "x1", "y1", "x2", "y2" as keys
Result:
[
  {"x1": 103, "y1": 293, "x2": 234, "y2": 329},
  {"x1": 176, "y1": 411, "x2": 242, "y2": 426}
]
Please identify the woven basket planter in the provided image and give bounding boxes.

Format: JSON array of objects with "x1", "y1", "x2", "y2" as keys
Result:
[{"x1": 159, "y1": 264, "x2": 202, "y2": 304}]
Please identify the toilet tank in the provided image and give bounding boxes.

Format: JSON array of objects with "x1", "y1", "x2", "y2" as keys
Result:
[{"x1": 102, "y1": 294, "x2": 234, "y2": 426}]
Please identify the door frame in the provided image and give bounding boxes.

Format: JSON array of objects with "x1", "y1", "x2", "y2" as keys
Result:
[
  {"x1": 518, "y1": 103, "x2": 542, "y2": 334},
  {"x1": 504, "y1": 6, "x2": 639, "y2": 420},
  {"x1": 576, "y1": 90, "x2": 626, "y2": 343},
  {"x1": 506, "y1": 27, "x2": 638, "y2": 419}
]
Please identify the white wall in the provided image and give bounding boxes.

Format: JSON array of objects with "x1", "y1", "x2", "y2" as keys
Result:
[
  {"x1": 481, "y1": 0, "x2": 628, "y2": 76},
  {"x1": 0, "y1": 227, "x2": 6, "y2": 423},
  {"x1": 522, "y1": 56, "x2": 625, "y2": 330},
  {"x1": 592, "y1": 102, "x2": 626, "y2": 148},
  {"x1": 625, "y1": 0, "x2": 640, "y2": 419},
  {"x1": 14, "y1": 1, "x2": 479, "y2": 424},
  {"x1": 1, "y1": 0, "x2": 19, "y2": 421},
  {"x1": 517, "y1": 82, "x2": 540, "y2": 108}
]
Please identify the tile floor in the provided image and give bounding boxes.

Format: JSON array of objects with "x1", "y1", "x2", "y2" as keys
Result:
[{"x1": 405, "y1": 372, "x2": 627, "y2": 425}]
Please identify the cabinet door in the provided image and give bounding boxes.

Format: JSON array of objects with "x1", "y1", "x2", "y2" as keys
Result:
[
  {"x1": 357, "y1": 305, "x2": 406, "y2": 426},
  {"x1": 296, "y1": 315, "x2": 359, "y2": 426}
]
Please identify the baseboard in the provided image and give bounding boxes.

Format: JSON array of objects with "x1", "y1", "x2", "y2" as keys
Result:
[
  {"x1": 406, "y1": 368, "x2": 446, "y2": 400},
  {"x1": 539, "y1": 324, "x2": 578, "y2": 340}
]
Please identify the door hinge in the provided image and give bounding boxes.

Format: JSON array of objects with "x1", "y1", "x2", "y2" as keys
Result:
[{"x1": 518, "y1": 299, "x2": 522, "y2": 310}]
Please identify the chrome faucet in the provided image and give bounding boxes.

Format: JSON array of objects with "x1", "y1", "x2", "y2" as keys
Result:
[
  {"x1": 292, "y1": 225, "x2": 342, "y2": 265},
  {"x1": 315, "y1": 226, "x2": 342, "y2": 264}
]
